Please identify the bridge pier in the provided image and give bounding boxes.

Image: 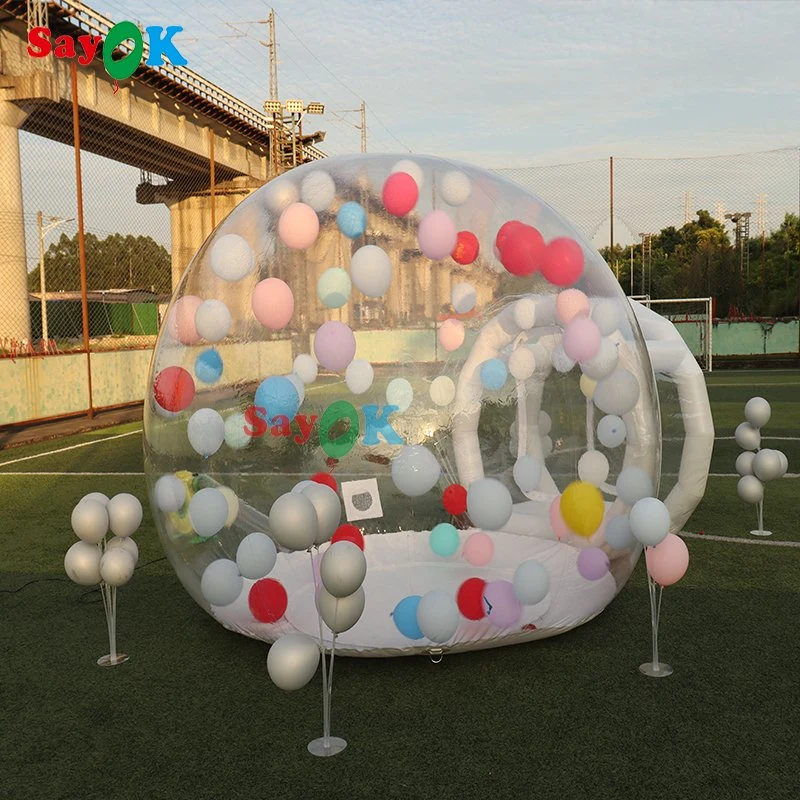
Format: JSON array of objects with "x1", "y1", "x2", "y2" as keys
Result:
[{"x1": 0, "y1": 101, "x2": 31, "y2": 341}]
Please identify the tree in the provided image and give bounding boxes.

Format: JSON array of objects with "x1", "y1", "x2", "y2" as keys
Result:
[{"x1": 27, "y1": 232, "x2": 171, "y2": 294}]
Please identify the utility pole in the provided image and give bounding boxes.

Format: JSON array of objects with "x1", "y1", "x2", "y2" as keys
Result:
[
  {"x1": 265, "y1": 9, "x2": 278, "y2": 102},
  {"x1": 37, "y1": 211, "x2": 73, "y2": 344},
  {"x1": 725, "y1": 212, "x2": 752, "y2": 279},
  {"x1": 360, "y1": 100, "x2": 367, "y2": 153},
  {"x1": 639, "y1": 233, "x2": 654, "y2": 297}
]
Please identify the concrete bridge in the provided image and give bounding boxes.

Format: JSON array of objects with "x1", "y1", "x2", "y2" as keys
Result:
[{"x1": 0, "y1": 0, "x2": 325, "y2": 339}]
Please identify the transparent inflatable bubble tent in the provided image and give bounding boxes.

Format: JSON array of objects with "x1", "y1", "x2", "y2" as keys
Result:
[{"x1": 144, "y1": 154, "x2": 712, "y2": 656}]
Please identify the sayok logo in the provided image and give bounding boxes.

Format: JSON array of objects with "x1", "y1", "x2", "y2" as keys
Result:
[{"x1": 27, "y1": 22, "x2": 186, "y2": 88}]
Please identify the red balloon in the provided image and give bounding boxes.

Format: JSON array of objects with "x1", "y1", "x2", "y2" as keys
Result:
[
  {"x1": 153, "y1": 366, "x2": 195, "y2": 412},
  {"x1": 331, "y1": 523, "x2": 364, "y2": 551},
  {"x1": 382, "y1": 172, "x2": 419, "y2": 216},
  {"x1": 494, "y1": 220, "x2": 525, "y2": 253},
  {"x1": 311, "y1": 472, "x2": 338, "y2": 492},
  {"x1": 442, "y1": 483, "x2": 468, "y2": 515},
  {"x1": 248, "y1": 578, "x2": 288, "y2": 623},
  {"x1": 500, "y1": 225, "x2": 545, "y2": 276},
  {"x1": 457, "y1": 577, "x2": 487, "y2": 620},
  {"x1": 451, "y1": 231, "x2": 480, "y2": 265},
  {"x1": 540, "y1": 237, "x2": 584, "y2": 286}
]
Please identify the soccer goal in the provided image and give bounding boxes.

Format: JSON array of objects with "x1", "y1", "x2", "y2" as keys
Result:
[{"x1": 630, "y1": 296, "x2": 713, "y2": 371}]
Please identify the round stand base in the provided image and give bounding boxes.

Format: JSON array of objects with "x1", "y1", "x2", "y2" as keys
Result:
[
  {"x1": 750, "y1": 529, "x2": 772, "y2": 537},
  {"x1": 307, "y1": 736, "x2": 347, "y2": 757},
  {"x1": 639, "y1": 661, "x2": 672, "y2": 678},
  {"x1": 97, "y1": 653, "x2": 129, "y2": 667}
]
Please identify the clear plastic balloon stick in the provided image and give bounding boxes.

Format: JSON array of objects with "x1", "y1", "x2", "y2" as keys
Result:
[
  {"x1": 97, "y1": 581, "x2": 128, "y2": 667},
  {"x1": 640, "y1": 573, "x2": 672, "y2": 677},
  {"x1": 585, "y1": 398, "x2": 595, "y2": 451}
]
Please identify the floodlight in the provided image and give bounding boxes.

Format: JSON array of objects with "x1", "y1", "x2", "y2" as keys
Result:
[
  {"x1": 284, "y1": 99, "x2": 304, "y2": 114},
  {"x1": 264, "y1": 100, "x2": 283, "y2": 114},
  {"x1": 306, "y1": 102, "x2": 325, "y2": 115}
]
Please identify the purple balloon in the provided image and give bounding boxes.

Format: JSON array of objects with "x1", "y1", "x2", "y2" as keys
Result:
[
  {"x1": 483, "y1": 580, "x2": 523, "y2": 629},
  {"x1": 417, "y1": 210, "x2": 457, "y2": 260},
  {"x1": 576, "y1": 547, "x2": 610, "y2": 581},
  {"x1": 314, "y1": 321, "x2": 356, "y2": 372}
]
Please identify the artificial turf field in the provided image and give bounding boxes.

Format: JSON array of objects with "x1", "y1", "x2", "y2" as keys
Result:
[{"x1": 1, "y1": 369, "x2": 798, "y2": 800}]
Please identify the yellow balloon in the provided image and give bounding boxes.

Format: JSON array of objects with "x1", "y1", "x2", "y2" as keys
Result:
[
  {"x1": 579, "y1": 374, "x2": 597, "y2": 399},
  {"x1": 560, "y1": 480, "x2": 604, "y2": 537}
]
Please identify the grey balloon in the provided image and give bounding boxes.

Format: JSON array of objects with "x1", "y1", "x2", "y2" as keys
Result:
[
  {"x1": 320, "y1": 541, "x2": 367, "y2": 598},
  {"x1": 71, "y1": 499, "x2": 109, "y2": 544},
  {"x1": 155, "y1": 475, "x2": 187, "y2": 512},
  {"x1": 734, "y1": 422, "x2": 760, "y2": 452},
  {"x1": 316, "y1": 586, "x2": 366, "y2": 633},
  {"x1": 236, "y1": 532, "x2": 277, "y2": 579},
  {"x1": 416, "y1": 590, "x2": 459, "y2": 643},
  {"x1": 752, "y1": 449, "x2": 783, "y2": 482},
  {"x1": 267, "y1": 632, "x2": 321, "y2": 691},
  {"x1": 467, "y1": 478, "x2": 513, "y2": 531},
  {"x1": 512, "y1": 560, "x2": 549, "y2": 605},
  {"x1": 735, "y1": 451, "x2": 756, "y2": 477},
  {"x1": 302, "y1": 483, "x2": 342, "y2": 545},
  {"x1": 269, "y1": 492, "x2": 318, "y2": 550},
  {"x1": 200, "y1": 559, "x2": 243, "y2": 607},
  {"x1": 616, "y1": 467, "x2": 654, "y2": 506},
  {"x1": 107, "y1": 493, "x2": 143, "y2": 538},
  {"x1": 605, "y1": 515, "x2": 635, "y2": 550},
  {"x1": 737, "y1": 475, "x2": 763, "y2": 504},
  {"x1": 64, "y1": 541, "x2": 102, "y2": 586},
  {"x1": 189, "y1": 488, "x2": 229, "y2": 538}
]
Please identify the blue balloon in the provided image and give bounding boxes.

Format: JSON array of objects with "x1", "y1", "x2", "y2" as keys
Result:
[
  {"x1": 195, "y1": 348, "x2": 224, "y2": 384},
  {"x1": 429, "y1": 522, "x2": 459, "y2": 557},
  {"x1": 480, "y1": 358, "x2": 508, "y2": 391},
  {"x1": 392, "y1": 595, "x2": 424, "y2": 639},
  {"x1": 254, "y1": 376, "x2": 300, "y2": 424},
  {"x1": 337, "y1": 202, "x2": 367, "y2": 239}
]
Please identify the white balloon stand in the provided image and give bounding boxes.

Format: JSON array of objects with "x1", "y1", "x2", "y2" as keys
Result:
[
  {"x1": 639, "y1": 575, "x2": 672, "y2": 678},
  {"x1": 97, "y1": 578, "x2": 129, "y2": 667},
  {"x1": 750, "y1": 499, "x2": 772, "y2": 538}
]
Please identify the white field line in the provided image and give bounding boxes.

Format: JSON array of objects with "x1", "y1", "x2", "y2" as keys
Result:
[
  {"x1": 716, "y1": 436, "x2": 799, "y2": 441},
  {"x1": 681, "y1": 531, "x2": 800, "y2": 548},
  {"x1": 708, "y1": 382, "x2": 800, "y2": 387},
  {"x1": 0, "y1": 429, "x2": 142, "y2": 468}
]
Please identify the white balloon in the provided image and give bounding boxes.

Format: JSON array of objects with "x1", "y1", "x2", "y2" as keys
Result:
[
  {"x1": 189, "y1": 488, "x2": 228, "y2": 538},
  {"x1": 350, "y1": 245, "x2": 392, "y2": 297},
  {"x1": 386, "y1": 378, "x2": 413, "y2": 412},
  {"x1": 82, "y1": 492, "x2": 109, "y2": 506},
  {"x1": 300, "y1": 170, "x2": 336, "y2": 211},
  {"x1": 99, "y1": 548, "x2": 135, "y2": 587},
  {"x1": 430, "y1": 375, "x2": 456, "y2": 406},
  {"x1": 267, "y1": 632, "x2": 321, "y2": 691},
  {"x1": 210, "y1": 234, "x2": 254, "y2": 282},
  {"x1": 597, "y1": 415, "x2": 626, "y2": 448},
  {"x1": 467, "y1": 478, "x2": 513, "y2": 530},
  {"x1": 345, "y1": 359, "x2": 374, "y2": 394},
  {"x1": 107, "y1": 493, "x2": 143, "y2": 538},
  {"x1": 616, "y1": 467, "x2": 654, "y2": 506},
  {"x1": 591, "y1": 299, "x2": 621, "y2": 335},
  {"x1": 752, "y1": 449, "x2": 783, "y2": 482},
  {"x1": 735, "y1": 451, "x2": 756, "y2": 477},
  {"x1": 263, "y1": 179, "x2": 299, "y2": 213},
  {"x1": 292, "y1": 480, "x2": 314, "y2": 494},
  {"x1": 629, "y1": 497, "x2": 670, "y2": 547},
  {"x1": 200, "y1": 559, "x2": 242, "y2": 606},
  {"x1": 509, "y1": 347, "x2": 536, "y2": 381},
  {"x1": 734, "y1": 422, "x2": 760, "y2": 452},
  {"x1": 188, "y1": 408, "x2": 225, "y2": 457},
  {"x1": 551, "y1": 343, "x2": 575, "y2": 373},
  {"x1": 513, "y1": 298, "x2": 537, "y2": 330},
  {"x1": 513, "y1": 456, "x2": 542, "y2": 493},
  {"x1": 218, "y1": 486, "x2": 240, "y2": 527},
  {"x1": 284, "y1": 373, "x2": 306, "y2": 406},
  {"x1": 195, "y1": 299, "x2": 231, "y2": 342},
  {"x1": 578, "y1": 451, "x2": 610, "y2": 485},
  {"x1": 64, "y1": 541, "x2": 102, "y2": 585},
  {"x1": 594, "y1": 368, "x2": 640, "y2": 415},
  {"x1": 107, "y1": 536, "x2": 138, "y2": 566},
  {"x1": 737, "y1": 475, "x2": 764, "y2": 504},
  {"x1": 269, "y1": 492, "x2": 318, "y2": 550},
  {"x1": 580, "y1": 338, "x2": 619, "y2": 380},
  {"x1": 317, "y1": 586, "x2": 365, "y2": 633},
  {"x1": 391, "y1": 445, "x2": 441, "y2": 497},
  {"x1": 293, "y1": 354, "x2": 318, "y2": 384},
  {"x1": 451, "y1": 282, "x2": 477, "y2": 314},
  {"x1": 71, "y1": 499, "x2": 109, "y2": 544},
  {"x1": 605, "y1": 515, "x2": 635, "y2": 550},
  {"x1": 320, "y1": 541, "x2": 367, "y2": 597},
  {"x1": 541, "y1": 435, "x2": 553, "y2": 456},
  {"x1": 538, "y1": 411, "x2": 552, "y2": 437},
  {"x1": 512, "y1": 560, "x2": 549, "y2": 605},
  {"x1": 155, "y1": 475, "x2": 187, "y2": 512},
  {"x1": 224, "y1": 412, "x2": 252, "y2": 449},
  {"x1": 391, "y1": 159, "x2": 423, "y2": 188},
  {"x1": 776, "y1": 450, "x2": 789, "y2": 477},
  {"x1": 236, "y1": 533, "x2": 277, "y2": 579},
  {"x1": 441, "y1": 170, "x2": 472, "y2": 206},
  {"x1": 744, "y1": 396, "x2": 771, "y2": 428},
  {"x1": 302, "y1": 483, "x2": 342, "y2": 545},
  {"x1": 416, "y1": 590, "x2": 459, "y2": 643}
]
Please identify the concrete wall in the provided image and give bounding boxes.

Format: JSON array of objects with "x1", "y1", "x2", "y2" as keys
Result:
[{"x1": 674, "y1": 318, "x2": 800, "y2": 357}]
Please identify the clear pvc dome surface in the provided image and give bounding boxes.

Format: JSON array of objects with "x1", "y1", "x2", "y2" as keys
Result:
[{"x1": 143, "y1": 154, "x2": 661, "y2": 656}]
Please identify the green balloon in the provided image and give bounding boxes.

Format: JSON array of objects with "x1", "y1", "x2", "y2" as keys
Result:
[
  {"x1": 103, "y1": 21, "x2": 143, "y2": 81},
  {"x1": 319, "y1": 400, "x2": 359, "y2": 458}
]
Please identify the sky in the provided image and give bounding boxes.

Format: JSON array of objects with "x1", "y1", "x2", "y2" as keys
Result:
[{"x1": 16, "y1": 0, "x2": 800, "y2": 268}]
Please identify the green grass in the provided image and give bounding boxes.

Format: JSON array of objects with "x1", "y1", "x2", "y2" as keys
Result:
[{"x1": 1, "y1": 370, "x2": 799, "y2": 799}]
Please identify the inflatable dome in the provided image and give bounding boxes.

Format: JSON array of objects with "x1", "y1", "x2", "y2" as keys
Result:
[{"x1": 144, "y1": 154, "x2": 713, "y2": 656}]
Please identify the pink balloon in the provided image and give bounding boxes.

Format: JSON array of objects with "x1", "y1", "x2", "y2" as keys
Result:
[
  {"x1": 314, "y1": 321, "x2": 356, "y2": 372},
  {"x1": 382, "y1": 172, "x2": 418, "y2": 216},
  {"x1": 483, "y1": 580, "x2": 522, "y2": 628},
  {"x1": 418, "y1": 210, "x2": 457, "y2": 260},
  {"x1": 463, "y1": 532, "x2": 494, "y2": 566},
  {"x1": 562, "y1": 316, "x2": 601, "y2": 363},
  {"x1": 549, "y1": 496, "x2": 570, "y2": 541},
  {"x1": 645, "y1": 533, "x2": 689, "y2": 587},
  {"x1": 556, "y1": 288, "x2": 590, "y2": 325},
  {"x1": 278, "y1": 202, "x2": 320, "y2": 250},
  {"x1": 252, "y1": 278, "x2": 294, "y2": 330},
  {"x1": 168, "y1": 295, "x2": 202, "y2": 345},
  {"x1": 576, "y1": 547, "x2": 610, "y2": 580},
  {"x1": 541, "y1": 237, "x2": 584, "y2": 286},
  {"x1": 439, "y1": 319, "x2": 465, "y2": 352}
]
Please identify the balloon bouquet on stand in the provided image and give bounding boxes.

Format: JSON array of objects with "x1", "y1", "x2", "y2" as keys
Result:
[
  {"x1": 64, "y1": 492, "x2": 143, "y2": 666},
  {"x1": 735, "y1": 397, "x2": 789, "y2": 537}
]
